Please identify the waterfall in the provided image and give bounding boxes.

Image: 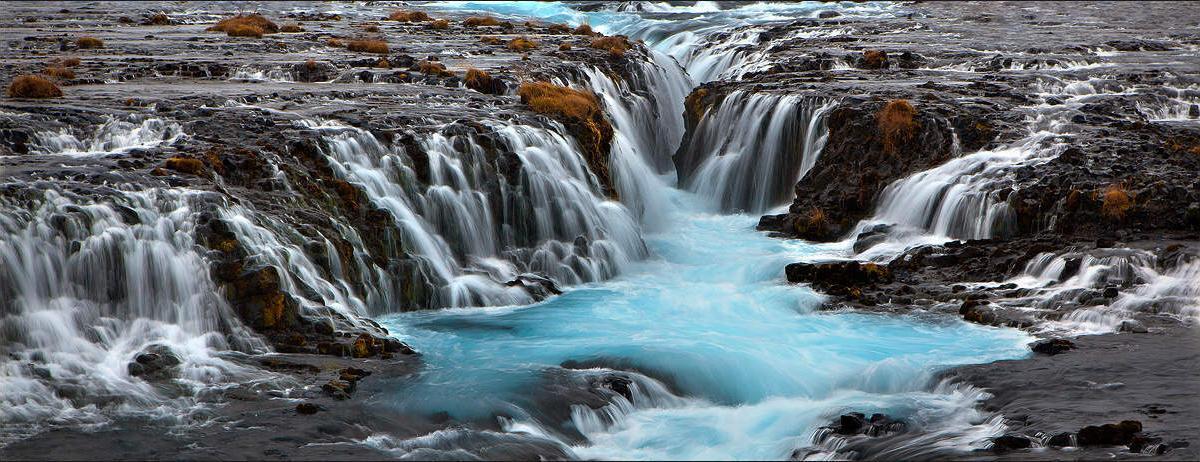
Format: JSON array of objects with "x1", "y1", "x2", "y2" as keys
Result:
[
  {"x1": 571, "y1": 53, "x2": 692, "y2": 229},
  {"x1": 676, "y1": 91, "x2": 835, "y2": 213},
  {"x1": 0, "y1": 188, "x2": 268, "y2": 438},
  {"x1": 298, "y1": 118, "x2": 646, "y2": 309},
  {"x1": 30, "y1": 115, "x2": 184, "y2": 156}
]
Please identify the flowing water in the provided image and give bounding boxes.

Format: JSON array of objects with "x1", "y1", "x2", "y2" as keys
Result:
[{"x1": 0, "y1": 1, "x2": 1049, "y2": 458}]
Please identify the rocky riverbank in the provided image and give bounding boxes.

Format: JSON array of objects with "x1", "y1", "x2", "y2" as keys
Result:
[{"x1": 704, "y1": 1, "x2": 1200, "y2": 458}]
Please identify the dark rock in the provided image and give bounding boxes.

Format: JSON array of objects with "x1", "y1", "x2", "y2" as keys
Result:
[
  {"x1": 1076, "y1": 420, "x2": 1142, "y2": 446},
  {"x1": 295, "y1": 402, "x2": 321, "y2": 415},
  {"x1": 1047, "y1": 432, "x2": 1074, "y2": 447},
  {"x1": 1030, "y1": 338, "x2": 1075, "y2": 355},
  {"x1": 992, "y1": 434, "x2": 1032, "y2": 451}
]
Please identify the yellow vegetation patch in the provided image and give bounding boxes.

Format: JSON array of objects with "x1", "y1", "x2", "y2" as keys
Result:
[
  {"x1": 417, "y1": 60, "x2": 454, "y2": 77},
  {"x1": 388, "y1": 10, "x2": 431, "y2": 22},
  {"x1": 7, "y1": 74, "x2": 63, "y2": 98},
  {"x1": 76, "y1": 36, "x2": 104, "y2": 49},
  {"x1": 1099, "y1": 184, "x2": 1133, "y2": 220},
  {"x1": 43, "y1": 66, "x2": 75, "y2": 80},
  {"x1": 208, "y1": 13, "x2": 278, "y2": 37},
  {"x1": 507, "y1": 37, "x2": 538, "y2": 52},
  {"x1": 877, "y1": 99, "x2": 918, "y2": 155},
  {"x1": 589, "y1": 36, "x2": 631, "y2": 57},
  {"x1": 347, "y1": 39, "x2": 389, "y2": 54},
  {"x1": 462, "y1": 16, "x2": 502, "y2": 27},
  {"x1": 429, "y1": 19, "x2": 450, "y2": 30}
]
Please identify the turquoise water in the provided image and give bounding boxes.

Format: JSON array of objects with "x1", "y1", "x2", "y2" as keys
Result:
[{"x1": 376, "y1": 190, "x2": 1030, "y2": 460}]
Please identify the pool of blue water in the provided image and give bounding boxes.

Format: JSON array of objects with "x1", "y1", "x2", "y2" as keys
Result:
[{"x1": 377, "y1": 191, "x2": 1029, "y2": 460}]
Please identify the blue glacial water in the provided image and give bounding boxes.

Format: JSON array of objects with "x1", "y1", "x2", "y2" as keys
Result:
[{"x1": 377, "y1": 190, "x2": 1031, "y2": 460}]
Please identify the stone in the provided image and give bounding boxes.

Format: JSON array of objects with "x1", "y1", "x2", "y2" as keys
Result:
[
  {"x1": 992, "y1": 434, "x2": 1032, "y2": 451},
  {"x1": 1030, "y1": 338, "x2": 1075, "y2": 355},
  {"x1": 296, "y1": 402, "x2": 321, "y2": 415}
]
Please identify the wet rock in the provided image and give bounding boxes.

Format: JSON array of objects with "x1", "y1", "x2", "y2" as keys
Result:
[
  {"x1": 1077, "y1": 420, "x2": 1142, "y2": 446},
  {"x1": 991, "y1": 434, "x2": 1032, "y2": 451},
  {"x1": 600, "y1": 375, "x2": 634, "y2": 401},
  {"x1": 295, "y1": 402, "x2": 321, "y2": 415},
  {"x1": 826, "y1": 412, "x2": 907, "y2": 437},
  {"x1": 291, "y1": 60, "x2": 337, "y2": 82},
  {"x1": 1119, "y1": 320, "x2": 1148, "y2": 333},
  {"x1": 785, "y1": 261, "x2": 893, "y2": 287},
  {"x1": 1047, "y1": 432, "x2": 1074, "y2": 447},
  {"x1": 1031, "y1": 338, "x2": 1075, "y2": 355},
  {"x1": 128, "y1": 345, "x2": 181, "y2": 380}
]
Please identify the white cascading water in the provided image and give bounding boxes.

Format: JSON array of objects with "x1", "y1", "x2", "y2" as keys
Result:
[
  {"x1": 299, "y1": 118, "x2": 646, "y2": 308},
  {"x1": 30, "y1": 115, "x2": 184, "y2": 156},
  {"x1": 0, "y1": 189, "x2": 271, "y2": 443},
  {"x1": 678, "y1": 91, "x2": 835, "y2": 213}
]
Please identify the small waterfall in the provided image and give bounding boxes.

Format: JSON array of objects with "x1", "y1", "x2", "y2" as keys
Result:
[
  {"x1": 676, "y1": 91, "x2": 835, "y2": 213},
  {"x1": 573, "y1": 54, "x2": 692, "y2": 228},
  {"x1": 866, "y1": 134, "x2": 1062, "y2": 241},
  {"x1": 299, "y1": 118, "x2": 646, "y2": 309},
  {"x1": 0, "y1": 188, "x2": 268, "y2": 437},
  {"x1": 30, "y1": 115, "x2": 184, "y2": 156}
]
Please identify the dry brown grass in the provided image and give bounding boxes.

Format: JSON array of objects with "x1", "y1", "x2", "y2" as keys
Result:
[
  {"x1": 376, "y1": 58, "x2": 390, "y2": 69},
  {"x1": 362, "y1": 23, "x2": 380, "y2": 33},
  {"x1": 464, "y1": 68, "x2": 504, "y2": 94},
  {"x1": 805, "y1": 207, "x2": 828, "y2": 229},
  {"x1": 877, "y1": 99, "x2": 918, "y2": 155},
  {"x1": 862, "y1": 49, "x2": 888, "y2": 69},
  {"x1": 1100, "y1": 184, "x2": 1133, "y2": 220},
  {"x1": 347, "y1": 39, "x2": 389, "y2": 54},
  {"x1": 43, "y1": 66, "x2": 75, "y2": 80},
  {"x1": 164, "y1": 156, "x2": 205, "y2": 175},
  {"x1": 76, "y1": 36, "x2": 104, "y2": 49},
  {"x1": 507, "y1": 37, "x2": 538, "y2": 52},
  {"x1": 417, "y1": 60, "x2": 454, "y2": 77},
  {"x1": 326, "y1": 38, "x2": 343, "y2": 48},
  {"x1": 226, "y1": 24, "x2": 264, "y2": 37},
  {"x1": 280, "y1": 23, "x2": 304, "y2": 32},
  {"x1": 388, "y1": 10, "x2": 431, "y2": 22},
  {"x1": 558, "y1": 42, "x2": 572, "y2": 51},
  {"x1": 547, "y1": 23, "x2": 570, "y2": 34},
  {"x1": 573, "y1": 24, "x2": 594, "y2": 35},
  {"x1": 208, "y1": 13, "x2": 278, "y2": 36},
  {"x1": 480, "y1": 36, "x2": 503, "y2": 45},
  {"x1": 147, "y1": 13, "x2": 172, "y2": 25},
  {"x1": 51, "y1": 57, "x2": 81, "y2": 67},
  {"x1": 463, "y1": 16, "x2": 502, "y2": 27},
  {"x1": 685, "y1": 88, "x2": 709, "y2": 118},
  {"x1": 305, "y1": 59, "x2": 318, "y2": 71},
  {"x1": 589, "y1": 36, "x2": 631, "y2": 57},
  {"x1": 429, "y1": 19, "x2": 450, "y2": 30},
  {"x1": 7, "y1": 74, "x2": 63, "y2": 98},
  {"x1": 518, "y1": 82, "x2": 601, "y2": 123}
]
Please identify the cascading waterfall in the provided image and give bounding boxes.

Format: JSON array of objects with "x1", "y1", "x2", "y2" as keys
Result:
[
  {"x1": 0, "y1": 188, "x2": 270, "y2": 442},
  {"x1": 676, "y1": 91, "x2": 835, "y2": 213},
  {"x1": 29, "y1": 115, "x2": 184, "y2": 156},
  {"x1": 299, "y1": 118, "x2": 646, "y2": 308}
]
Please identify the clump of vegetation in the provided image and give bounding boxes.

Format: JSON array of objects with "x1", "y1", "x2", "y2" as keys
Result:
[
  {"x1": 280, "y1": 23, "x2": 304, "y2": 32},
  {"x1": 507, "y1": 37, "x2": 538, "y2": 52},
  {"x1": 558, "y1": 42, "x2": 572, "y2": 51},
  {"x1": 388, "y1": 10, "x2": 431, "y2": 22},
  {"x1": 208, "y1": 13, "x2": 279, "y2": 37},
  {"x1": 1100, "y1": 184, "x2": 1133, "y2": 220},
  {"x1": 518, "y1": 81, "x2": 613, "y2": 196},
  {"x1": 50, "y1": 57, "x2": 81, "y2": 67},
  {"x1": 163, "y1": 156, "x2": 205, "y2": 175},
  {"x1": 326, "y1": 38, "x2": 344, "y2": 48},
  {"x1": 876, "y1": 99, "x2": 918, "y2": 155},
  {"x1": 7, "y1": 74, "x2": 63, "y2": 98},
  {"x1": 464, "y1": 68, "x2": 505, "y2": 95},
  {"x1": 42, "y1": 66, "x2": 75, "y2": 80},
  {"x1": 573, "y1": 23, "x2": 594, "y2": 35},
  {"x1": 684, "y1": 88, "x2": 709, "y2": 118},
  {"x1": 417, "y1": 60, "x2": 454, "y2": 77},
  {"x1": 146, "y1": 13, "x2": 172, "y2": 25},
  {"x1": 76, "y1": 36, "x2": 104, "y2": 49},
  {"x1": 480, "y1": 36, "x2": 503, "y2": 45},
  {"x1": 347, "y1": 39, "x2": 389, "y2": 54},
  {"x1": 429, "y1": 19, "x2": 450, "y2": 30},
  {"x1": 362, "y1": 23, "x2": 380, "y2": 33},
  {"x1": 377, "y1": 58, "x2": 390, "y2": 69},
  {"x1": 589, "y1": 35, "x2": 631, "y2": 57},
  {"x1": 305, "y1": 59, "x2": 318, "y2": 71},
  {"x1": 547, "y1": 23, "x2": 571, "y2": 34},
  {"x1": 463, "y1": 16, "x2": 502, "y2": 27},
  {"x1": 861, "y1": 49, "x2": 888, "y2": 69},
  {"x1": 518, "y1": 82, "x2": 602, "y2": 126}
]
